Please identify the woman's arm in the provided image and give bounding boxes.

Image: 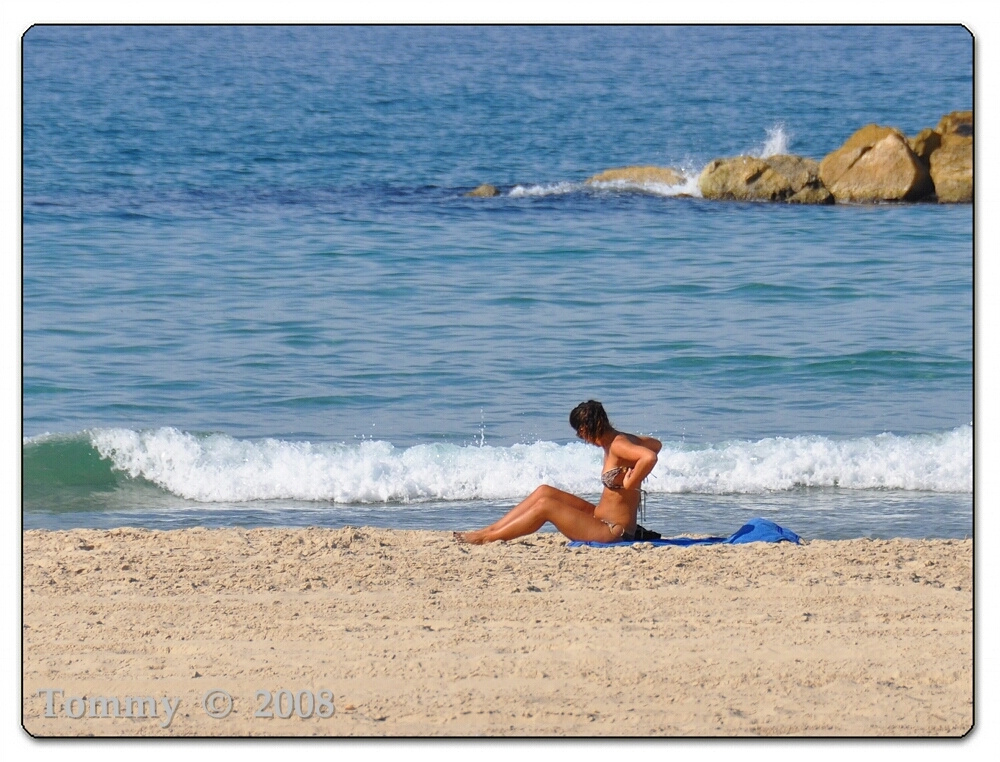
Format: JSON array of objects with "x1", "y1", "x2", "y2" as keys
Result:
[{"x1": 612, "y1": 435, "x2": 659, "y2": 491}]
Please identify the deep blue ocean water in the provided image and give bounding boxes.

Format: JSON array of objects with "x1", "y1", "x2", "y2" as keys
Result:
[{"x1": 22, "y1": 25, "x2": 973, "y2": 539}]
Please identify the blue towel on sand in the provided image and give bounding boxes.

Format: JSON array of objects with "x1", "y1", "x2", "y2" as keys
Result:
[{"x1": 567, "y1": 517, "x2": 802, "y2": 547}]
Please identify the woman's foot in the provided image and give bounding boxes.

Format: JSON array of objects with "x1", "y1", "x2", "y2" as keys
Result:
[{"x1": 453, "y1": 530, "x2": 489, "y2": 544}]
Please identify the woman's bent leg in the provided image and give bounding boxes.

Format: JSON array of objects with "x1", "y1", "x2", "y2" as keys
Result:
[
  {"x1": 456, "y1": 487, "x2": 610, "y2": 544},
  {"x1": 476, "y1": 486, "x2": 548, "y2": 533},
  {"x1": 485, "y1": 485, "x2": 594, "y2": 533},
  {"x1": 458, "y1": 485, "x2": 593, "y2": 542}
]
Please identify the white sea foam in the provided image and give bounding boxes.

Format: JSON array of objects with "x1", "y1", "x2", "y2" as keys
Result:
[
  {"x1": 89, "y1": 425, "x2": 972, "y2": 504},
  {"x1": 751, "y1": 122, "x2": 792, "y2": 158},
  {"x1": 508, "y1": 181, "x2": 580, "y2": 197}
]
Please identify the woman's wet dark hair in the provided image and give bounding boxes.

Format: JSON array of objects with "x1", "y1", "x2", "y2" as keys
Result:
[{"x1": 569, "y1": 400, "x2": 611, "y2": 441}]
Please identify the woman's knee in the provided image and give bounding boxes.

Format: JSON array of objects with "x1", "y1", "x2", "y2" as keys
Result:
[
  {"x1": 537, "y1": 486, "x2": 576, "y2": 513},
  {"x1": 531, "y1": 484, "x2": 560, "y2": 500}
]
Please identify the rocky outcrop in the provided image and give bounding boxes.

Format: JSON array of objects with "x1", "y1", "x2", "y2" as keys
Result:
[
  {"x1": 465, "y1": 184, "x2": 501, "y2": 198},
  {"x1": 928, "y1": 111, "x2": 972, "y2": 203},
  {"x1": 466, "y1": 111, "x2": 971, "y2": 205},
  {"x1": 697, "y1": 155, "x2": 832, "y2": 203},
  {"x1": 819, "y1": 125, "x2": 934, "y2": 202},
  {"x1": 585, "y1": 166, "x2": 686, "y2": 187},
  {"x1": 695, "y1": 114, "x2": 970, "y2": 204}
]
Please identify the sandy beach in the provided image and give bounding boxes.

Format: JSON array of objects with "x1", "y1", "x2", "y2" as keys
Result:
[{"x1": 22, "y1": 527, "x2": 972, "y2": 737}]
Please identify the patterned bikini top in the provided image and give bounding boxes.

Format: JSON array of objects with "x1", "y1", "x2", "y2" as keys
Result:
[
  {"x1": 601, "y1": 466, "x2": 646, "y2": 521},
  {"x1": 601, "y1": 465, "x2": 647, "y2": 522},
  {"x1": 601, "y1": 466, "x2": 625, "y2": 490}
]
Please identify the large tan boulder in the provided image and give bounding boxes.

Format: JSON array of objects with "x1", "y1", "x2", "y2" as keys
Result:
[
  {"x1": 929, "y1": 111, "x2": 972, "y2": 203},
  {"x1": 819, "y1": 125, "x2": 899, "y2": 184},
  {"x1": 697, "y1": 156, "x2": 795, "y2": 201},
  {"x1": 819, "y1": 125, "x2": 933, "y2": 202},
  {"x1": 931, "y1": 143, "x2": 972, "y2": 202},
  {"x1": 585, "y1": 166, "x2": 686, "y2": 186},
  {"x1": 465, "y1": 183, "x2": 501, "y2": 198},
  {"x1": 697, "y1": 154, "x2": 832, "y2": 203}
]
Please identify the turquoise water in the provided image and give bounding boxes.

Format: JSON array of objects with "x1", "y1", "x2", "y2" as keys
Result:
[{"x1": 22, "y1": 25, "x2": 973, "y2": 538}]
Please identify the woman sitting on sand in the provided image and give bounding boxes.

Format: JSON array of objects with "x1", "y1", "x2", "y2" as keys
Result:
[{"x1": 455, "y1": 400, "x2": 661, "y2": 544}]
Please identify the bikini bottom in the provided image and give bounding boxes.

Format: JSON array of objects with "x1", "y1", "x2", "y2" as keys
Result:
[{"x1": 601, "y1": 520, "x2": 635, "y2": 542}]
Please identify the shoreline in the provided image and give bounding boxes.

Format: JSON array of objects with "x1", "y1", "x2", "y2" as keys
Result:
[{"x1": 22, "y1": 527, "x2": 972, "y2": 737}]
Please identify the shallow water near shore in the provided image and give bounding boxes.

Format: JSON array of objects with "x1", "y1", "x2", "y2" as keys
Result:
[
  {"x1": 22, "y1": 26, "x2": 973, "y2": 538},
  {"x1": 22, "y1": 491, "x2": 970, "y2": 542}
]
